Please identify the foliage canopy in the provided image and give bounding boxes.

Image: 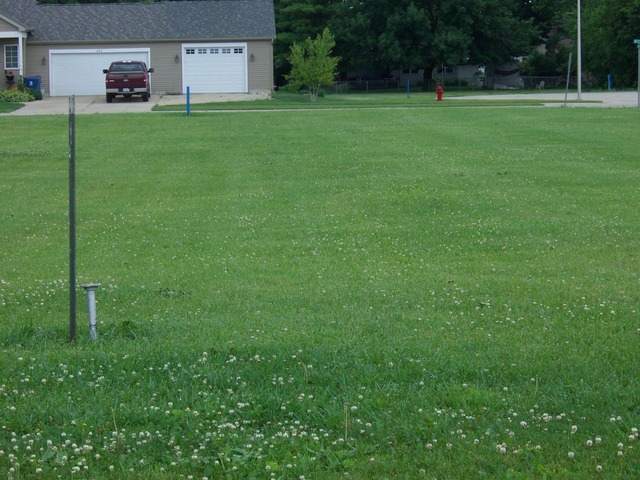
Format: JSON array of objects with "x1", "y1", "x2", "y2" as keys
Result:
[
  {"x1": 285, "y1": 28, "x2": 339, "y2": 101},
  {"x1": 31, "y1": 0, "x2": 640, "y2": 87}
]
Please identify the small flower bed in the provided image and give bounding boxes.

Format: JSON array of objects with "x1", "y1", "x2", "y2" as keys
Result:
[
  {"x1": 0, "y1": 89, "x2": 34, "y2": 102},
  {"x1": 0, "y1": 79, "x2": 42, "y2": 102}
]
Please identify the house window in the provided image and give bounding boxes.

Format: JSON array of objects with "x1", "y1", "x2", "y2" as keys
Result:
[
  {"x1": 222, "y1": 48, "x2": 231, "y2": 54},
  {"x1": 210, "y1": 48, "x2": 219, "y2": 54},
  {"x1": 4, "y1": 45, "x2": 19, "y2": 69},
  {"x1": 185, "y1": 48, "x2": 195, "y2": 55},
  {"x1": 197, "y1": 48, "x2": 207, "y2": 54},
  {"x1": 234, "y1": 48, "x2": 243, "y2": 54}
]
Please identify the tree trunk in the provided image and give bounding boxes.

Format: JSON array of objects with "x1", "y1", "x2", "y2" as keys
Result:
[{"x1": 422, "y1": 67, "x2": 435, "y2": 91}]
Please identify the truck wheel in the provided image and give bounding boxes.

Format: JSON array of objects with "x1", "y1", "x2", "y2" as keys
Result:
[
  {"x1": 142, "y1": 90, "x2": 150, "y2": 102},
  {"x1": 106, "y1": 93, "x2": 113, "y2": 103}
]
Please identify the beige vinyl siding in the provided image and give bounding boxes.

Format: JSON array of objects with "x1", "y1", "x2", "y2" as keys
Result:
[
  {"x1": 23, "y1": 44, "x2": 49, "y2": 89},
  {"x1": 3, "y1": 37, "x2": 26, "y2": 88},
  {"x1": 1, "y1": 39, "x2": 13, "y2": 65},
  {"x1": 148, "y1": 42, "x2": 182, "y2": 94},
  {"x1": 1, "y1": 40, "x2": 10, "y2": 86},
  {"x1": 248, "y1": 39, "x2": 273, "y2": 91},
  {"x1": 0, "y1": 18, "x2": 16, "y2": 31},
  {"x1": 26, "y1": 42, "x2": 165, "y2": 95},
  {"x1": 25, "y1": 38, "x2": 274, "y2": 95}
]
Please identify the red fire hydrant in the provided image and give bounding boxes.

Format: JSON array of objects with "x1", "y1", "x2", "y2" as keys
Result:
[{"x1": 436, "y1": 85, "x2": 444, "y2": 101}]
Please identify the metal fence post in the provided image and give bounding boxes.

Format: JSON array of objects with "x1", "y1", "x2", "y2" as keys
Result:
[
  {"x1": 69, "y1": 96, "x2": 77, "y2": 343},
  {"x1": 81, "y1": 284, "x2": 101, "y2": 340}
]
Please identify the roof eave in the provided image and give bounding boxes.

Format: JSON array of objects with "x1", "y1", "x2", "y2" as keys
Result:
[
  {"x1": 0, "y1": 13, "x2": 30, "y2": 32},
  {"x1": 27, "y1": 36, "x2": 277, "y2": 45}
]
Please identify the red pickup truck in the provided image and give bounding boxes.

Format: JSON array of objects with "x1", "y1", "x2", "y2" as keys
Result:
[{"x1": 102, "y1": 61, "x2": 154, "y2": 103}]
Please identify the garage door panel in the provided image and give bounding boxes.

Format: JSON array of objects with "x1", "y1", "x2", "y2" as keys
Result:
[
  {"x1": 50, "y1": 49, "x2": 149, "y2": 96},
  {"x1": 183, "y1": 44, "x2": 247, "y2": 93}
]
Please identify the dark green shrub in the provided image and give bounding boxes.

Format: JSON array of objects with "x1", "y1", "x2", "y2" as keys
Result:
[
  {"x1": 0, "y1": 89, "x2": 33, "y2": 102},
  {"x1": 28, "y1": 87, "x2": 42, "y2": 100}
]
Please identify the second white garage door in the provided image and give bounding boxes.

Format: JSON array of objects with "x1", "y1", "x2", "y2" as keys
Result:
[
  {"x1": 182, "y1": 43, "x2": 247, "y2": 94},
  {"x1": 50, "y1": 48, "x2": 150, "y2": 96}
]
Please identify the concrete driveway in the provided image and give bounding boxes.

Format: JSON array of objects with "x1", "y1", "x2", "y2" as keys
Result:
[
  {"x1": 3, "y1": 91, "x2": 638, "y2": 115},
  {"x1": 4, "y1": 92, "x2": 270, "y2": 116},
  {"x1": 455, "y1": 91, "x2": 639, "y2": 108}
]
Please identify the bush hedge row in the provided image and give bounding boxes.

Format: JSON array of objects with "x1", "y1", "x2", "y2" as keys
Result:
[{"x1": 0, "y1": 85, "x2": 41, "y2": 103}]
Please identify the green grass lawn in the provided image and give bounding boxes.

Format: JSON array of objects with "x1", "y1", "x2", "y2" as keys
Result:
[
  {"x1": 153, "y1": 91, "x2": 595, "y2": 111},
  {"x1": 1, "y1": 107, "x2": 639, "y2": 479},
  {"x1": 0, "y1": 102, "x2": 23, "y2": 113}
]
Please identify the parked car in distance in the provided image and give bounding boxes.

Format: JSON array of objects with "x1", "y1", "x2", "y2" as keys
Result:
[{"x1": 102, "y1": 61, "x2": 154, "y2": 103}]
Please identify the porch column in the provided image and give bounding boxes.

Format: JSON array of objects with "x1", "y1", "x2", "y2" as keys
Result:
[{"x1": 18, "y1": 33, "x2": 25, "y2": 77}]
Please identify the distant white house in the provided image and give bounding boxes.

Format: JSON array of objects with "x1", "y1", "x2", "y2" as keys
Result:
[{"x1": 391, "y1": 62, "x2": 522, "y2": 89}]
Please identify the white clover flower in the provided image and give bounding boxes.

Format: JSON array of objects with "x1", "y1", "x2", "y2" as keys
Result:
[
  {"x1": 568, "y1": 451, "x2": 574, "y2": 459},
  {"x1": 571, "y1": 425, "x2": 578, "y2": 434},
  {"x1": 596, "y1": 465, "x2": 602, "y2": 472}
]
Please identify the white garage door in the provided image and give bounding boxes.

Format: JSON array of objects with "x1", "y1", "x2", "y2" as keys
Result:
[
  {"x1": 182, "y1": 43, "x2": 247, "y2": 94},
  {"x1": 50, "y1": 49, "x2": 150, "y2": 96}
]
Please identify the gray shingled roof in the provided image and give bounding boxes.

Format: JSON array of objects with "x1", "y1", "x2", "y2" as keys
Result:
[{"x1": 0, "y1": 0, "x2": 275, "y2": 42}]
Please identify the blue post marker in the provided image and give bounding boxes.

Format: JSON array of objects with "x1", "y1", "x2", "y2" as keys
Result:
[
  {"x1": 186, "y1": 86, "x2": 190, "y2": 117},
  {"x1": 607, "y1": 74, "x2": 611, "y2": 91},
  {"x1": 407, "y1": 80, "x2": 410, "y2": 98}
]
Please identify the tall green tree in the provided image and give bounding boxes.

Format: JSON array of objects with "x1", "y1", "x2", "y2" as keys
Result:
[
  {"x1": 583, "y1": 0, "x2": 640, "y2": 87},
  {"x1": 331, "y1": 0, "x2": 536, "y2": 88},
  {"x1": 285, "y1": 28, "x2": 339, "y2": 101},
  {"x1": 518, "y1": 0, "x2": 575, "y2": 40},
  {"x1": 274, "y1": 0, "x2": 336, "y2": 84},
  {"x1": 517, "y1": 0, "x2": 580, "y2": 78}
]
